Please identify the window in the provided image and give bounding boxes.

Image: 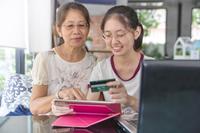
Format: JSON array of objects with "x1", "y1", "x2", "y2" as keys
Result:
[
  {"x1": 137, "y1": 9, "x2": 166, "y2": 59},
  {"x1": 191, "y1": 8, "x2": 200, "y2": 40},
  {"x1": 0, "y1": 47, "x2": 16, "y2": 92},
  {"x1": 128, "y1": 1, "x2": 166, "y2": 59},
  {"x1": 25, "y1": 50, "x2": 35, "y2": 76}
]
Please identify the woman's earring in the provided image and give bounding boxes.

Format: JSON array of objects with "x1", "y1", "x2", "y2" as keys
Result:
[
  {"x1": 58, "y1": 36, "x2": 64, "y2": 45},
  {"x1": 55, "y1": 36, "x2": 64, "y2": 46}
]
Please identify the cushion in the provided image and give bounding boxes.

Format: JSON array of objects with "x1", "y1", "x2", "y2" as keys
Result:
[{"x1": 0, "y1": 74, "x2": 32, "y2": 116}]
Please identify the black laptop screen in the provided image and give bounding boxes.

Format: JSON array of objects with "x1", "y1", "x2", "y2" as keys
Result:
[{"x1": 138, "y1": 60, "x2": 200, "y2": 133}]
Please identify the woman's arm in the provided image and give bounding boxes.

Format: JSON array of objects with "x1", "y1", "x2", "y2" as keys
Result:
[
  {"x1": 30, "y1": 85, "x2": 54, "y2": 115},
  {"x1": 30, "y1": 52, "x2": 53, "y2": 115}
]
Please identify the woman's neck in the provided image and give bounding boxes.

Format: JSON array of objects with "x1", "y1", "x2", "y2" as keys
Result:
[{"x1": 56, "y1": 44, "x2": 86, "y2": 62}]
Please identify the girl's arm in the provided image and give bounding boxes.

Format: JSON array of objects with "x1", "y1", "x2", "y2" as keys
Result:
[{"x1": 127, "y1": 95, "x2": 138, "y2": 112}]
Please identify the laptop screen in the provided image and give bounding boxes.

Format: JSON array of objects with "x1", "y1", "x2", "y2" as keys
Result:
[{"x1": 138, "y1": 60, "x2": 200, "y2": 133}]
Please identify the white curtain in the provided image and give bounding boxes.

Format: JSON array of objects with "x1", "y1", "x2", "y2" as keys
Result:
[
  {"x1": 0, "y1": 0, "x2": 26, "y2": 48},
  {"x1": 0, "y1": 0, "x2": 53, "y2": 52},
  {"x1": 27, "y1": 0, "x2": 53, "y2": 52}
]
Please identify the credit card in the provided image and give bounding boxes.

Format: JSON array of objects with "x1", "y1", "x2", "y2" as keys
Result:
[{"x1": 89, "y1": 79, "x2": 115, "y2": 92}]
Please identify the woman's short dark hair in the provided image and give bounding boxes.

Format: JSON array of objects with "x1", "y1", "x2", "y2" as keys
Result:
[
  {"x1": 101, "y1": 6, "x2": 143, "y2": 51},
  {"x1": 54, "y1": 2, "x2": 90, "y2": 46},
  {"x1": 56, "y1": 2, "x2": 90, "y2": 28}
]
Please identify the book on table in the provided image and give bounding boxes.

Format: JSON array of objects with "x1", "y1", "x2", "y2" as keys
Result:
[{"x1": 51, "y1": 99, "x2": 121, "y2": 128}]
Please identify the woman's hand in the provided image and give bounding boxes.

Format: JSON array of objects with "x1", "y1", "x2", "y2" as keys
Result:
[
  {"x1": 51, "y1": 99, "x2": 73, "y2": 116},
  {"x1": 58, "y1": 87, "x2": 86, "y2": 100}
]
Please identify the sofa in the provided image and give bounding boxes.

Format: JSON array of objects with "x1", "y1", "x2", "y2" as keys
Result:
[{"x1": 0, "y1": 74, "x2": 32, "y2": 116}]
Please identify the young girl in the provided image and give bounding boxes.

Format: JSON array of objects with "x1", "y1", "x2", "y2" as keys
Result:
[{"x1": 87, "y1": 6, "x2": 152, "y2": 118}]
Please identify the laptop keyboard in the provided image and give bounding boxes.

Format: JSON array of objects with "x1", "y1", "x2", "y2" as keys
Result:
[
  {"x1": 114, "y1": 118, "x2": 138, "y2": 133},
  {"x1": 128, "y1": 119, "x2": 138, "y2": 128},
  {"x1": 114, "y1": 106, "x2": 138, "y2": 132}
]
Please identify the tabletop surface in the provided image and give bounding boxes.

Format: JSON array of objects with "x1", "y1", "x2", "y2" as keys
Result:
[{"x1": 0, "y1": 116, "x2": 135, "y2": 133}]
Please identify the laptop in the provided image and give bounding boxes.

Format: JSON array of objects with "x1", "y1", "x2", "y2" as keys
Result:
[{"x1": 137, "y1": 60, "x2": 200, "y2": 133}]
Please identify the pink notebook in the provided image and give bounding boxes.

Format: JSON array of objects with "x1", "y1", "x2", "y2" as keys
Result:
[{"x1": 51, "y1": 100, "x2": 121, "y2": 128}]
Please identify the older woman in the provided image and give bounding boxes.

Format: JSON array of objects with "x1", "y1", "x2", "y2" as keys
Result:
[{"x1": 30, "y1": 2, "x2": 96, "y2": 133}]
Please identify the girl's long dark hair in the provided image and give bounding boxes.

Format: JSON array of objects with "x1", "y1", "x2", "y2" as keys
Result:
[{"x1": 101, "y1": 6, "x2": 143, "y2": 51}]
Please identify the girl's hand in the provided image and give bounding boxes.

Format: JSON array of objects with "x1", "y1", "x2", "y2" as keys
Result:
[
  {"x1": 107, "y1": 81, "x2": 138, "y2": 110},
  {"x1": 106, "y1": 81, "x2": 129, "y2": 105}
]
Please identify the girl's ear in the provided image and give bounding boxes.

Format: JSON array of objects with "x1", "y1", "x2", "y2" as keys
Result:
[{"x1": 133, "y1": 26, "x2": 142, "y2": 40}]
